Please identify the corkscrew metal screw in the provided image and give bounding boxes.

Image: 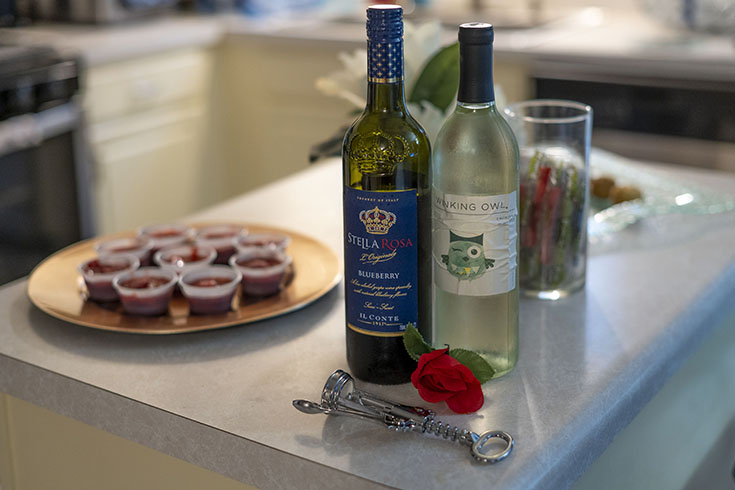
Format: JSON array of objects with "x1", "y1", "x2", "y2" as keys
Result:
[{"x1": 292, "y1": 370, "x2": 513, "y2": 464}]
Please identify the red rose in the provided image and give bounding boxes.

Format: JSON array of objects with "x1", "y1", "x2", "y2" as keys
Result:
[{"x1": 410, "y1": 348, "x2": 484, "y2": 414}]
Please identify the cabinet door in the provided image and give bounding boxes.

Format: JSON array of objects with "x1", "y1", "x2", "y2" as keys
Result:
[
  {"x1": 93, "y1": 107, "x2": 206, "y2": 234},
  {"x1": 0, "y1": 393, "x2": 256, "y2": 490},
  {"x1": 215, "y1": 38, "x2": 355, "y2": 195}
]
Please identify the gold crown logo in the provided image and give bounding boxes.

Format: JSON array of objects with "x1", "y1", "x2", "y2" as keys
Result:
[
  {"x1": 350, "y1": 132, "x2": 408, "y2": 173},
  {"x1": 359, "y1": 206, "x2": 396, "y2": 235}
]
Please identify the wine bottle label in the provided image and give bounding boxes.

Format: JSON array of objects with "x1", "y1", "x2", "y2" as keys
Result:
[
  {"x1": 344, "y1": 187, "x2": 417, "y2": 336},
  {"x1": 432, "y1": 188, "x2": 517, "y2": 296}
]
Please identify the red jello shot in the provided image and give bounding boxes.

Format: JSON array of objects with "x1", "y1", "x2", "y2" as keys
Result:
[
  {"x1": 229, "y1": 249, "x2": 292, "y2": 297},
  {"x1": 195, "y1": 225, "x2": 247, "y2": 264},
  {"x1": 179, "y1": 265, "x2": 242, "y2": 315},
  {"x1": 78, "y1": 254, "x2": 139, "y2": 302},
  {"x1": 137, "y1": 223, "x2": 194, "y2": 254},
  {"x1": 112, "y1": 267, "x2": 177, "y2": 316},
  {"x1": 95, "y1": 236, "x2": 154, "y2": 266},
  {"x1": 234, "y1": 232, "x2": 291, "y2": 254},
  {"x1": 153, "y1": 244, "x2": 216, "y2": 276}
]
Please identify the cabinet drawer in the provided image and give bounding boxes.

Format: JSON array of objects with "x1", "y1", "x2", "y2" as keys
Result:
[
  {"x1": 83, "y1": 48, "x2": 211, "y2": 124},
  {"x1": 87, "y1": 96, "x2": 205, "y2": 145}
]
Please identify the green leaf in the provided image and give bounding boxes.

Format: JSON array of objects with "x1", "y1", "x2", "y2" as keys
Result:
[
  {"x1": 403, "y1": 323, "x2": 433, "y2": 362},
  {"x1": 409, "y1": 42, "x2": 459, "y2": 113},
  {"x1": 449, "y1": 348, "x2": 496, "y2": 383}
]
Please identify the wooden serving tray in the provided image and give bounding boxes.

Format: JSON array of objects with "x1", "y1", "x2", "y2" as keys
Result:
[{"x1": 27, "y1": 223, "x2": 340, "y2": 334}]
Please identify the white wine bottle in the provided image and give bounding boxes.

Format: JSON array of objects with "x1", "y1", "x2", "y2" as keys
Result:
[
  {"x1": 431, "y1": 23, "x2": 519, "y2": 378},
  {"x1": 342, "y1": 5, "x2": 431, "y2": 384}
]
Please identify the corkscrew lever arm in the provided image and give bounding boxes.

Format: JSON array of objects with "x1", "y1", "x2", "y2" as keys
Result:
[{"x1": 292, "y1": 370, "x2": 514, "y2": 464}]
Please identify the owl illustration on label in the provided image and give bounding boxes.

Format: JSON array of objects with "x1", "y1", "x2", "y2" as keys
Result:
[{"x1": 442, "y1": 231, "x2": 495, "y2": 281}]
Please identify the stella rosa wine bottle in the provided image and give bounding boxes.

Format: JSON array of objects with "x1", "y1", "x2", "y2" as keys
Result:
[
  {"x1": 342, "y1": 5, "x2": 431, "y2": 384},
  {"x1": 431, "y1": 23, "x2": 520, "y2": 377}
]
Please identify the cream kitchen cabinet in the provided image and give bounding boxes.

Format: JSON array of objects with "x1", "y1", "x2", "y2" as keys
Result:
[
  {"x1": 82, "y1": 27, "x2": 528, "y2": 236},
  {"x1": 213, "y1": 35, "x2": 355, "y2": 196},
  {"x1": 85, "y1": 47, "x2": 214, "y2": 235},
  {"x1": 0, "y1": 394, "x2": 255, "y2": 490}
]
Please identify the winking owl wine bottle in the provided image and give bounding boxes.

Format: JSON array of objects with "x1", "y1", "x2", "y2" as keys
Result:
[{"x1": 431, "y1": 23, "x2": 520, "y2": 378}]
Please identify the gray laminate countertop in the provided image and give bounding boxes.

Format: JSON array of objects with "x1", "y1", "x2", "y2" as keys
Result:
[{"x1": 1, "y1": 150, "x2": 734, "y2": 489}]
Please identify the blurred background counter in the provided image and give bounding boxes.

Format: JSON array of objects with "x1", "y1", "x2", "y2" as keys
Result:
[{"x1": 0, "y1": 0, "x2": 733, "y2": 276}]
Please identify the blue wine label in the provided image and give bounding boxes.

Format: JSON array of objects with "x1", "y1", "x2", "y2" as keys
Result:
[{"x1": 344, "y1": 187, "x2": 417, "y2": 336}]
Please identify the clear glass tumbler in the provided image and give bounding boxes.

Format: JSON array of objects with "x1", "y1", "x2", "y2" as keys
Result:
[{"x1": 503, "y1": 99, "x2": 592, "y2": 300}]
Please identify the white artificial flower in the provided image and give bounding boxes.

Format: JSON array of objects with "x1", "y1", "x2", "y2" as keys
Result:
[
  {"x1": 403, "y1": 20, "x2": 442, "y2": 94},
  {"x1": 315, "y1": 49, "x2": 367, "y2": 109},
  {"x1": 495, "y1": 85, "x2": 508, "y2": 113},
  {"x1": 316, "y1": 20, "x2": 444, "y2": 115},
  {"x1": 315, "y1": 19, "x2": 512, "y2": 148},
  {"x1": 337, "y1": 49, "x2": 367, "y2": 79},
  {"x1": 408, "y1": 100, "x2": 452, "y2": 143}
]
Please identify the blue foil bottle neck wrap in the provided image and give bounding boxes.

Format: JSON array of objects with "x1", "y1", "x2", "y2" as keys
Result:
[{"x1": 366, "y1": 5, "x2": 403, "y2": 83}]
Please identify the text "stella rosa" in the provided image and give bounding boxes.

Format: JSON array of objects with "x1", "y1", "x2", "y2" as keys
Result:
[{"x1": 347, "y1": 232, "x2": 413, "y2": 251}]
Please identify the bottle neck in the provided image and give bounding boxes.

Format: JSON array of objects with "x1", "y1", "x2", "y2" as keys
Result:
[
  {"x1": 456, "y1": 100, "x2": 496, "y2": 112},
  {"x1": 367, "y1": 82, "x2": 407, "y2": 112},
  {"x1": 366, "y1": 38, "x2": 406, "y2": 112},
  {"x1": 457, "y1": 41, "x2": 495, "y2": 104}
]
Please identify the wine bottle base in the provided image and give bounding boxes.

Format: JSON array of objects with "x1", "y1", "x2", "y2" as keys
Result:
[
  {"x1": 346, "y1": 329, "x2": 416, "y2": 385},
  {"x1": 348, "y1": 365, "x2": 412, "y2": 385}
]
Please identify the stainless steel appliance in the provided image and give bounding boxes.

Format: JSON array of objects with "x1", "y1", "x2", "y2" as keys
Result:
[
  {"x1": 0, "y1": 1, "x2": 20, "y2": 26},
  {"x1": 0, "y1": 45, "x2": 91, "y2": 285},
  {"x1": 33, "y1": 0, "x2": 180, "y2": 23},
  {"x1": 533, "y1": 68, "x2": 735, "y2": 172}
]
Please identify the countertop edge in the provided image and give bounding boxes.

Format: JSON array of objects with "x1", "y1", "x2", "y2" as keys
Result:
[
  {"x1": 0, "y1": 343, "x2": 387, "y2": 490},
  {"x1": 0, "y1": 16, "x2": 225, "y2": 66}
]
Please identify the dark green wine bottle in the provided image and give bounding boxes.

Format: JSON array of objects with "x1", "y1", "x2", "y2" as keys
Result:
[{"x1": 342, "y1": 4, "x2": 431, "y2": 385}]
